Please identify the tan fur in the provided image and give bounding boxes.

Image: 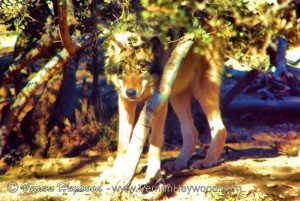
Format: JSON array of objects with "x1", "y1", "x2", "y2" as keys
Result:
[{"x1": 101, "y1": 15, "x2": 227, "y2": 183}]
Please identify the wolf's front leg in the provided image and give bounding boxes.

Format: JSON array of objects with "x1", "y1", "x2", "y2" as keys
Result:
[
  {"x1": 100, "y1": 97, "x2": 136, "y2": 183},
  {"x1": 144, "y1": 102, "x2": 168, "y2": 186}
]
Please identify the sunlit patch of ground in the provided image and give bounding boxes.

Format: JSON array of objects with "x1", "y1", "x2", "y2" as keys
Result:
[{"x1": 0, "y1": 137, "x2": 299, "y2": 200}]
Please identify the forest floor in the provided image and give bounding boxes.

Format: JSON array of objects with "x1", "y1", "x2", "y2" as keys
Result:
[
  {"x1": 0, "y1": 102, "x2": 300, "y2": 201},
  {"x1": 1, "y1": 29, "x2": 300, "y2": 201}
]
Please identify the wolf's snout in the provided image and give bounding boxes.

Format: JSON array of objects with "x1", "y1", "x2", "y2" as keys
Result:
[{"x1": 126, "y1": 88, "x2": 137, "y2": 98}]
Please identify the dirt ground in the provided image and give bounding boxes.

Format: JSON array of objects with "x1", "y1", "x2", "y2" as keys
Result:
[{"x1": 0, "y1": 114, "x2": 300, "y2": 201}]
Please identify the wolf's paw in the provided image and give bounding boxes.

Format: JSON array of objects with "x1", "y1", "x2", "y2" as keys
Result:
[
  {"x1": 140, "y1": 175, "x2": 165, "y2": 193},
  {"x1": 163, "y1": 160, "x2": 187, "y2": 173},
  {"x1": 143, "y1": 168, "x2": 163, "y2": 187},
  {"x1": 190, "y1": 158, "x2": 218, "y2": 169},
  {"x1": 99, "y1": 168, "x2": 115, "y2": 184}
]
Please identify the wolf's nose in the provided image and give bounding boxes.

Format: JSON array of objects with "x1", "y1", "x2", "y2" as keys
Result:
[{"x1": 126, "y1": 88, "x2": 137, "y2": 98}]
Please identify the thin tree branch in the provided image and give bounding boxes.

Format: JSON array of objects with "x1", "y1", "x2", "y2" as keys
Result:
[
  {"x1": 57, "y1": 0, "x2": 79, "y2": 55},
  {"x1": 0, "y1": 30, "x2": 60, "y2": 87}
]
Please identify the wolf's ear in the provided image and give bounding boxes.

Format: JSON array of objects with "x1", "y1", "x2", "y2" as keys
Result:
[{"x1": 150, "y1": 36, "x2": 163, "y2": 58}]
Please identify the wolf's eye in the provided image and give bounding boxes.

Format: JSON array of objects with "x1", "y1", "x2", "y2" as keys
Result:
[
  {"x1": 141, "y1": 66, "x2": 149, "y2": 73},
  {"x1": 118, "y1": 67, "x2": 123, "y2": 75},
  {"x1": 106, "y1": 64, "x2": 119, "y2": 75},
  {"x1": 138, "y1": 60, "x2": 147, "y2": 66},
  {"x1": 117, "y1": 66, "x2": 125, "y2": 79},
  {"x1": 138, "y1": 60, "x2": 149, "y2": 72}
]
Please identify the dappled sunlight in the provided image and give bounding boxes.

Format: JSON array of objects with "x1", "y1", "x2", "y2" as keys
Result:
[
  {"x1": 0, "y1": 0, "x2": 299, "y2": 200},
  {"x1": 2, "y1": 156, "x2": 109, "y2": 179},
  {"x1": 209, "y1": 115, "x2": 225, "y2": 137},
  {"x1": 0, "y1": 32, "x2": 18, "y2": 53}
]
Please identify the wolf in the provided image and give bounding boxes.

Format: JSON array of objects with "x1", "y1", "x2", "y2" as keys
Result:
[{"x1": 101, "y1": 14, "x2": 227, "y2": 184}]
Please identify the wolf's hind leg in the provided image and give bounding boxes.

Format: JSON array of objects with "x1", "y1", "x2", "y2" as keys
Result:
[
  {"x1": 191, "y1": 76, "x2": 226, "y2": 169},
  {"x1": 164, "y1": 90, "x2": 198, "y2": 172}
]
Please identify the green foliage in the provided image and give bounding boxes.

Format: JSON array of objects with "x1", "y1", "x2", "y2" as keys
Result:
[
  {"x1": 137, "y1": 0, "x2": 298, "y2": 68},
  {"x1": 3, "y1": 1, "x2": 52, "y2": 32},
  {"x1": 2, "y1": 0, "x2": 297, "y2": 68}
]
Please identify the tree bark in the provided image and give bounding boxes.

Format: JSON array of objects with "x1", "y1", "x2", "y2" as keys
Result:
[
  {"x1": 222, "y1": 69, "x2": 261, "y2": 108},
  {"x1": 0, "y1": 30, "x2": 59, "y2": 87},
  {"x1": 224, "y1": 97, "x2": 300, "y2": 115},
  {"x1": 0, "y1": 33, "x2": 93, "y2": 156},
  {"x1": 267, "y1": 36, "x2": 293, "y2": 78},
  {"x1": 57, "y1": 0, "x2": 79, "y2": 55},
  {"x1": 32, "y1": 72, "x2": 63, "y2": 158},
  {"x1": 0, "y1": 49, "x2": 71, "y2": 156}
]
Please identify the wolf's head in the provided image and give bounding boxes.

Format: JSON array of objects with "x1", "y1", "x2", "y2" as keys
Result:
[{"x1": 104, "y1": 20, "x2": 165, "y2": 102}]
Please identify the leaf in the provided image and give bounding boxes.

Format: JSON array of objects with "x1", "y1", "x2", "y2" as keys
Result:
[
  {"x1": 141, "y1": 11, "x2": 149, "y2": 19},
  {"x1": 217, "y1": 32, "x2": 223, "y2": 38},
  {"x1": 141, "y1": 0, "x2": 149, "y2": 7}
]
